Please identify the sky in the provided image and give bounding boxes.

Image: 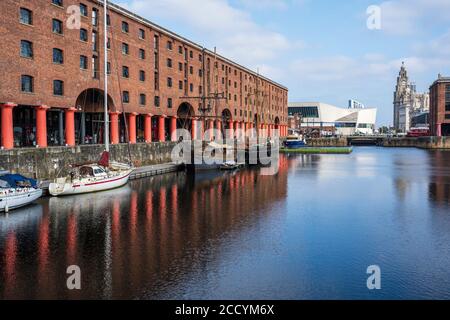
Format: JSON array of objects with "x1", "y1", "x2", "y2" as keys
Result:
[{"x1": 116, "y1": 0, "x2": 450, "y2": 126}]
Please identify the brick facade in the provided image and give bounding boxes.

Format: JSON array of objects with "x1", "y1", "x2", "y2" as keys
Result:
[
  {"x1": 429, "y1": 76, "x2": 450, "y2": 136},
  {"x1": 0, "y1": 0, "x2": 288, "y2": 148}
]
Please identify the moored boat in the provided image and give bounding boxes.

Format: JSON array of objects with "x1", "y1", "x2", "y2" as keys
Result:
[
  {"x1": 49, "y1": 152, "x2": 132, "y2": 197},
  {"x1": 219, "y1": 161, "x2": 241, "y2": 171},
  {"x1": 284, "y1": 135, "x2": 307, "y2": 149},
  {"x1": 0, "y1": 174, "x2": 43, "y2": 212},
  {"x1": 49, "y1": 0, "x2": 133, "y2": 197}
]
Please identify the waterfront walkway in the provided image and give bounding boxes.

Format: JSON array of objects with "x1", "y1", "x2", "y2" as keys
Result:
[{"x1": 129, "y1": 163, "x2": 182, "y2": 180}]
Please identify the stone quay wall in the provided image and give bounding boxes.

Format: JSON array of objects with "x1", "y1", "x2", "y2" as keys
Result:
[
  {"x1": 306, "y1": 137, "x2": 349, "y2": 147},
  {"x1": 0, "y1": 142, "x2": 177, "y2": 180},
  {"x1": 382, "y1": 136, "x2": 450, "y2": 149}
]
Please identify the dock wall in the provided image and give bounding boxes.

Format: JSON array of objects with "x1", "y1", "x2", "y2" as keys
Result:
[
  {"x1": 382, "y1": 137, "x2": 450, "y2": 149},
  {"x1": 306, "y1": 137, "x2": 348, "y2": 147},
  {"x1": 0, "y1": 142, "x2": 177, "y2": 180}
]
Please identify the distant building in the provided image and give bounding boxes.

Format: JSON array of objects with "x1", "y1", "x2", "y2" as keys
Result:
[
  {"x1": 288, "y1": 102, "x2": 377, "y2": 136},
  {"x1": 287, "y1": 113, "x2": 302, "y2": 131},
  {"x1": 429, "y1": 75, "x2": 450, "y2": 136},
  {"x1": 348, "y1": 99, "x2": 365, "y2": 109},
  {"x1": 411, "y1": 112, "x2": 429, "y2": 129},
  {"x1": 393, "y1": 62, "x2": 429, "y2": 133}
]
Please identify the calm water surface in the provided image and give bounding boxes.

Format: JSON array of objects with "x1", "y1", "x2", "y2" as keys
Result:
[{"x1": 1, "y1": 147, "x2": 450, "y2": 299}]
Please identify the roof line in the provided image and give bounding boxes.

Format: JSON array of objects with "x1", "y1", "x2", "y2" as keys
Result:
[{"x1": 94, "y1": 0, "x2": 288, "y2": 90}]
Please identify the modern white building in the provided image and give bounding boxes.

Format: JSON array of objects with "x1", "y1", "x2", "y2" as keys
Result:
[{"x1": 288, "y1": 102, "x2": 377, "y2": 136}]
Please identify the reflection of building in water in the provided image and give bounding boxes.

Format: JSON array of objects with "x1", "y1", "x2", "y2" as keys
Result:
[
  {"x1": 0, "y1": 162, "x2": 289, "y2": 299},
  {"x1": 428, "y1": 151, "x2": 450, "y2": 205}
]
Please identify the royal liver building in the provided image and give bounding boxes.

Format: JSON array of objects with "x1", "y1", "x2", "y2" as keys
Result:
[{"x1": 393, "y1": 62, "x2": 429, "y2": 133}]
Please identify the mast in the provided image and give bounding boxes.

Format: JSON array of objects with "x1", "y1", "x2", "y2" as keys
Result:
[{"x1": 104, "y1": 0, "x2": 110, "y2": 152}]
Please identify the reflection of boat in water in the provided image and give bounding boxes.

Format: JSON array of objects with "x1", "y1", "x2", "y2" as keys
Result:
[
  {"x1": 0, "y1": 203, "x2": 43, "y2": 232},
  {"x1": 0, "y1": 174, "x2": 43, "y2": 212},
  {"x1": 49, "y1": 184, "x2": 132, "y2": 212},
  {"x1": 283, "y1": 135, "x2": 307, "y2": 149}
]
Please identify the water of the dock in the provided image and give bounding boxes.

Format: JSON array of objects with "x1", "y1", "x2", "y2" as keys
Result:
[{"x1": 1, "y1": 147, "x2": 450, "y2": 299}]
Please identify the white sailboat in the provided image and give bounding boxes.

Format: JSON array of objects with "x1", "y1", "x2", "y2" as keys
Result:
[
  {"x1": 49, "y1": 0, "x2": 133, "y2": 197},
  {"x1": 0, "y1": 174, "x2": 43, "y2": 212}
]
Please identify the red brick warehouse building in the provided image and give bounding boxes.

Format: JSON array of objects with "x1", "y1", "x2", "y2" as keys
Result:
[
  {"x1": 0, "y1": 0, "x2": 289, "y2": 150},
  {"x1": 429, "y1": 75, "x2": 450, "y2": 137}
]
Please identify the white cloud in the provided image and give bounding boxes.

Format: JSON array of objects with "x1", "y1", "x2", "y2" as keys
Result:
[
  {"x1": 237, "y1": 0, "x2": 306, "y2": 10},
  {"x1": 378, "y1": 0, "x2": 450, "y2": 35},
  {"x1": 238, "y1": 0, "x2": 289, "y2": 10},
  {"x1": 117, "y1": 0, "x2": 290, "y2": 68}
]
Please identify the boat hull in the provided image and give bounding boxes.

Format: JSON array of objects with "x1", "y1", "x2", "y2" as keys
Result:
[
  {"x1": 0, "y1": 188, "x2": 43, "y2": 212},
  {"x1": 284, "y1": 140, "x2": 307, "y2": 149},
  {"x1": 49, "y1": 170, "x2": 132, "y2": 196}
]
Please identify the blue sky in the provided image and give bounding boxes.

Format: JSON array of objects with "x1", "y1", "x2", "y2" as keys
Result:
[{"x1": 117, "y1": 0, "x2": 450, "y2": 126}]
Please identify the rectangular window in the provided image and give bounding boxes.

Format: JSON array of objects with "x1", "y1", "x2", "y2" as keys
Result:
[
  {"x1": 92, "y1": 31, "x2": 98, "y2": 51},
  {"x1": 53, "y1": 48, "x2": 64, "y2": 64},
  {"x1": 92, "y1": 8, "x2": 98, "y2": 26},
  {"x1": 122, "y1": 21, "x2": 129, "y2": 33},
  {"x1": 20, "y1": 8, "x2": 32, "y2": 25},
  {"x1": 446, "y1": 85, "x2": 450, "y2": 112},
  {"x1": 107, "y1": 37, "x2": 111, "y2": 49},
  {"x1": 21, "y1": 75, "x2": 33, "y2": 92},
  {"x1": 92, "y1": 56, "x2": 99, "y2": 78},
  {"x1": 445, "y1": 114, "x2": 450, "y2": 120},
  {"x1": 20, "y1": 40, "x2": 33, "y2": 58},
  {"x1": 189, "y1": 50, "x2": 193, "y2": 59},
  {"x1": 139, "y1": 28, "x2": 145, "y2": 39},
  {"x1": 167, "y1": 77, "x2": 172, "y2": 88},
  {"x1": 168, "y1": 98, "x2": 173, "y2": 108},
  {"x1": 139, "y1": 49, "x2": 145, "y2": 60},
  {"x1": 139, "y1": 70, "x2": 145, "y2": 82},
  {"x1": 154, "y1": 35, "x2": 159, "y2": 50},
  {"x1": 190, "y1": 66, "x2": 193, "y2": 74},
  {"x1": 107, "y1": 62, "x2": 111, "y2": 74},
  {"x1": 140, "y1": 94, "x2": 146, "y2": 106},
  {"x1": 155, "y1": 96, "x2": 160, "y2": 107},
  {"x1": 80, "y1": 28, "x2": 88, "y2": 42},
  {"x1": 53, "y1": 80, "x2": 64, "y2": 96},
  {"x1": 52, "y1": 19, "x2": 63, "y2": 34},
  {"x1": 123, "y1": 91, "x2": 130, "y2": 103},
  {"x1": 106, "y1": 14, "x2": 111, "y2": 26},
  {"x1": 122, "y1": 43, "x2": 129, "y2": 55},
  {"x1": 190, "y1": 83, "x2": 194, "y2": 92},
  {"x1": 52, "y1": 0, "x2": 63, "y2": 7},
  {"x1": 154, "y1": 52, "x2": 159, "y2": 69},
  {"x1": 122, "y1": 66, "x2": 129, "y2": 78},
  {"x1": 178, "y1": 46, "x2": 183, "y2": 54},
  {"x1": 80, "y1": 55, "x2": 88, "y2": 69},
  {"x1": 80, "y1": 3, "x2": 88, "y2": 17},
  {"x1": 179, "y1": 81, "x2": 183, "y2": 90},
  {"x1": 154, "y1": 72, "x2": 159, "y2": 90},
  {"x1": 167, "y1": 41, "x2": 173, "y2": 50},
  {"x1": 167, "y1": 58, "x2": 172, "y2": 68},
  {"x1": 178, "y1": 62, "x2": 183, "y2": 71}
]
